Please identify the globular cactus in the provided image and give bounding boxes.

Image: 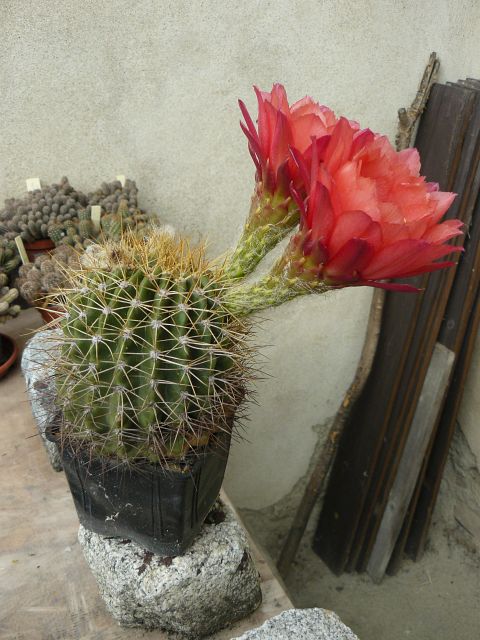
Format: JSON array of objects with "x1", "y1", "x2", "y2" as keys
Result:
[
  {"x1": 47, "y1": 223, "x2": 67, "y2": 245},
  {"x1": 78, "y1": 212, "x2": 94, "y2": 240},
  {"x1": 52, "y1": 230, "x2": 252, "y2": 463},
  {"x1": 100, "y1": 212, "x2": 122, "y2": 241}
]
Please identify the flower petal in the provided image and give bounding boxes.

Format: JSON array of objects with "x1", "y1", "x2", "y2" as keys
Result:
[
  {"x1": 362, "y1": 239, "x2": 461, "y2": 280},
  {"x1": 324, "y1": 238, "x2": 375, "y2": 281},
  {"x1": 328, "y1": 210, "x2": 381, "y2": 256}
]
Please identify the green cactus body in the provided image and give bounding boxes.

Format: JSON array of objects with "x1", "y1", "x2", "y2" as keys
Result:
[
  {"x1": 78, "y1": 209, "x2": 91, "y2": 222},
  {"x1": 55, "y1": 242, "x2": 246, "y2": 463},
  {"x1": 48, "y1": 224, "x2": 66, "y2": 245},
  {"x1": 78, "y1": 219, "x2": 93, "y2": 239},
  {"x1": 100, "y1": 213, "x2": 122, "y2": 241}
]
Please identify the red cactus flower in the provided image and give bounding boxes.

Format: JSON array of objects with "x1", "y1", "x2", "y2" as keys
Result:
[
  {"x1": 239, "y1": 83, "x2": 348, "y2": 196},
  {"x1": 280, "y1": 118, "x2": 462, "y2": 291}
]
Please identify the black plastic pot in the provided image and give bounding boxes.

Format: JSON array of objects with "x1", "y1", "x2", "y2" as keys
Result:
[{"x1": 56, "y1": 433, "x2": 231, "y2": 556}]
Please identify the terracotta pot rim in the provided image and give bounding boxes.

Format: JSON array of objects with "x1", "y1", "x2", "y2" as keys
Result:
[
  {"x1": 23, "y1": 238, "x2": 55, "y2": 250},
  {"x1": 0, "y1": 333, "x2": 19, "y2": 380},
  {"x1": 38, "y1": 304, "x2": 65, "y2": 324}
]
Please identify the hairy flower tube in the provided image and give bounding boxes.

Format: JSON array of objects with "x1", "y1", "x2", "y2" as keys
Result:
[
  {"x1": 225, "y1": 115, "x2": 463, "y2": 314},
  {"x1": 225, "y1": 84, "x2": 348, "y2": 279}
]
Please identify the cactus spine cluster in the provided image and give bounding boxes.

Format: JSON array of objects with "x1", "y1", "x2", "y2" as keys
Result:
[{"x1": 53, "y1": 231, "x2": 251, "y2": 462}]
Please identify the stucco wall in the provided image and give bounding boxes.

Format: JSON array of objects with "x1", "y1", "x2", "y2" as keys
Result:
[{"x1": 2, "y1": 1, "x2": 480, "y2": 509}]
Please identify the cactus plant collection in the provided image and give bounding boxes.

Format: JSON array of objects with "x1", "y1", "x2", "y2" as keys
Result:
[
  {"x1": 0, "y1": 176, "x2": 152, "y2": 325},
  {"x1": 0, "y1": 176, "x2": 143, "y2": 245}
]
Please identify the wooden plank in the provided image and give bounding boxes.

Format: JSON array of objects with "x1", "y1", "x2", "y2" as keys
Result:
[
  {"x1": 366, "y1": 343, "x2": 455, "y2": 582},
  {"x1": 350, "y1": 81, "x2": 480, "y2": 573},
  {"x1": 312, "y1": 282, "x2": 424, "y2": 574},
  {"x1": 313, "y1": 82, "x2": 476, "y2": 575},
  {"x1": 405, "y1": 276, "x2": 480, "y2": 559}
]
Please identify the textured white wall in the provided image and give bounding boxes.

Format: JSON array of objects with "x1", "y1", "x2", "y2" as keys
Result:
[{"x1": 1, "y1": 1, "x2": 480, "y2": 508}]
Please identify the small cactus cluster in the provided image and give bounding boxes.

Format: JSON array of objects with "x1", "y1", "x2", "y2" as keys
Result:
[
  {"x1": 0, "y1": 176, "x2": 143, "y2": 245},
  {"x1": 52, "y1": 230, "x2": 253, "y2": 463},
  {"x1": 48, "y1": 200, "x2": 150, "y2": 250},
  {"x1": 16, "y1": 245, "x2": 80, "y2": 307},
  {"x1": 0, "y1": 238, "x2": 21, "y2": 323},
  {"x1": 87, "y1": 178, "x2": 139, "y2": 214}
]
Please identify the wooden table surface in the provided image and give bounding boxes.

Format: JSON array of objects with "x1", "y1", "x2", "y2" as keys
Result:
[{"x1": 0, "y1": 310, "x2": 292, "y2": 640}]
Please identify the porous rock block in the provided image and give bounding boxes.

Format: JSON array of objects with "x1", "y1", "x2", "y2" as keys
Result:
[
  {"x1": 78, "y1": 500, "x2": 262, "y2": 638},
  {"x1": 21, "y1": 329, "x2": 62, "y2": 471},
  {"x1": 232, "y1": 608, "x2": 359, "y2": 640}
]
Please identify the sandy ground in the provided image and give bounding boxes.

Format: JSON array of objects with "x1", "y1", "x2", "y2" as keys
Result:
[
  {"x1": 243, "y1": 473, "x2": 480, "y2": 640},
  {"x1": 285, "y1": 523, "x2": 480, "y2": 640}
]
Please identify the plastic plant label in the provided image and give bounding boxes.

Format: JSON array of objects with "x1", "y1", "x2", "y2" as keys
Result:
[
  {"x1": 26, "y1": 178, "x2": 41, "y2": 192},
  {"x1": 91, "y1": 206, "x2": 102, "y2": 232},
  {"x1": 116, "y1": 174, "x2": 126, "y2": 187},
  {"x1": 15, "y1": 236, "x2": 30, "y2": 264}
]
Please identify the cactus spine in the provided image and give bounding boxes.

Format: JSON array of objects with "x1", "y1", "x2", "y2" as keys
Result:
[{"x1": 53, "y1": 231, "x2": 251, "y2": 462}]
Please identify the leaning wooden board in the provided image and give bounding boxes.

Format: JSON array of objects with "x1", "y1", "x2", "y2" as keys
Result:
[
  {"x1": 313, "y1": 82, "x2": 477, "y2": 575},
  {"x1": 387, "y1": 287, "x2": 480, "y2": 573},
  {"x1": 366, "y1": 342, "x2": 455, "y2": 582},
  {"x1": 352, "y1": 80, "x2": 480, "y2": 574},
  {"x1": 406, "y1": 275, "x2": 480, "y2": 559}
]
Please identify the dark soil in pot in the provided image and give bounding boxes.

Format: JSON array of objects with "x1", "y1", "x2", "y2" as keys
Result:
[{"x1": 50, "y1": 430, "x2": 232, "y2": 556}]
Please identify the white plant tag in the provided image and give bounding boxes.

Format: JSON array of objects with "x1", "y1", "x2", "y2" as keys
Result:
[
  {"x1": 26, "y1": 178, "x2": 41, "y2": 192},
  {"x1": 91, "y1": 206, "x2": 102, "y2": 232},
  {"x1": 15, "y1": 236, "x2": 30, "y2": 264},
  {"x1": 116, "y1": 174, "x2": 126, "y2": 187}
]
